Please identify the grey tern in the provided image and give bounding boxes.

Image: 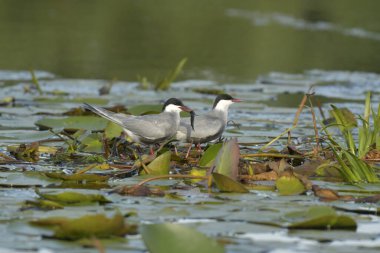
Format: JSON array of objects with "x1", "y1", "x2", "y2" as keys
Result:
[
  {"x1": 175, "y1": 94, "x2": 241, "y2": 148},
  {"x1": 83, "y1": 98, "x2": 194, "y2": 153}
]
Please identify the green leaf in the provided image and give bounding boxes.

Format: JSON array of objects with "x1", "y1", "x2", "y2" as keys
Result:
[
  {"x1": 329, "y1": 105, "x2": 357, "y2": 154},
  {"x1": 155, "y1": 58, "x2": 187, "y2": 91},
  {"x1": 141, "y1": 223, "x2": 224, "y2": 253},
  {"x1": 44, "y1": 172, "x2": 109, "y2": 182},
  {"x1": 36, "y1": 190, "x2": 111, "y2": 205},
  {"x1": 285, "y1": 206, "x2": 357, "y2": 230},
  {"x1": 79, "y1": 133, "x2": 103, "y2": 153},
  {"x1": 275, "y1": 173, "x2": 306, "y2": 195},
  {"x1": 104, "y1": 121, "x2": 124, "y2": 139},
  {"x1": 22, "y1": 199, "x2": 64, "y2": 210},
  {"x1": 145, "y1": 151, "x2": 172, "y2": 175},
  {"x1": 199, "y1": 143, "x2": 223, "y2": 167},
  {"x1": 212, "y1": 173, "x2": 249, "y2": 193},
  {"x1": 35, "y1": 116, "x2": 109, "y2": 131},
  {"x1": 30, "y1": 212, "x2": 137, "y2": 240},
  {"x1": 211, "y1": 138, "x2": 240, "y2": 180}
]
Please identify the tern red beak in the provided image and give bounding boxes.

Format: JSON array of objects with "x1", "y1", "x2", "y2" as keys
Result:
[
  {"x1": 179, "y1": 106, "x2": 193, "y2": 112},
  {"x1": 232, "y1": 98, "x2": 242, "y2": 103}
]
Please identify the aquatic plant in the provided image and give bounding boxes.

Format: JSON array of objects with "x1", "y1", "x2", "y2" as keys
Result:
[
  {"x1": 324, "y1": 92, "x2": 379, "y2": 183},
  {"x1": 138, "y1": 58, "x2": 187, "y2": 90}
]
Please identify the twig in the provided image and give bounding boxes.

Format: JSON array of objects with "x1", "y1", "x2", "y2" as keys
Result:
[
  {"x1": 260, "y1": 126, "x2": 296, "y2": 151},
  {"x1": 92, "y1": 237, "x2": 105, "y2": 253},
  {"x1": 307, "y1": 95, "x2": 320, "y2": 156},
  {"x1": 75, "y1": 164, "x2": 98, "y2": 174},
  {"x1": 316, "y1": 99, "x2": 326, "y2": 121},
  {"x1": 288, "y1": 94, "x2": 308, "y2": 144},
  {"x1": 261, "y1": 93, "x2": 308, "y2": 150}
]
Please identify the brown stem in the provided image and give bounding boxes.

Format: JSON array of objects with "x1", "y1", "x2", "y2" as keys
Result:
[
  {"x1": 288, "y1": 94, "x2": 308, "y2": 144},
  {"x1": 307, "y1": 95, "x2": 320, "y2": 157}
]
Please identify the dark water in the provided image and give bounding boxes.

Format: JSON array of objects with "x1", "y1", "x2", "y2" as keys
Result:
[{"x1": 0, "y1": 0, "x2": 380, "y2": 82}]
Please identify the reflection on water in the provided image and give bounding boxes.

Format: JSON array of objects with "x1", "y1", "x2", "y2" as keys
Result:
[
  {"x1": 227, "y1": 9, "x2": 380, "y2": 41},
  {"x1": 0, "y1": 0, "x2": 379, "y2": 82}
]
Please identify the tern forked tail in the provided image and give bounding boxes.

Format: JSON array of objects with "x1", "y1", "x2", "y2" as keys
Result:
[{"x1": 83, "y1": 103, "x2": 124, "y2": 127}]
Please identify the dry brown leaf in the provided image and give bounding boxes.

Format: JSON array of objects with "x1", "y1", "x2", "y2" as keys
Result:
[
  {"x1": 114, "y1": 185, "x2": 165, "y2": 197},
  {"x1": 312, "y1": 185, "x2": 354, "y2": 202}
]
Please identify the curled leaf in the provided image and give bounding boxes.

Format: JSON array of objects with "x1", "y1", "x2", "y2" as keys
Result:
[
  {"x1": 145, "y1": 151, "x2": 171, "y2": 175},
  {"x1": 275, "y1": 171, "x2": 306, "y2": 196},
  {"x1": 199, "y1": 143, "x2": 223, "y2": 167},
  {"x1": 212, "y1": 173, "x2": 249, "y2": 193},
  {"x1": 210, "y1": 138, "x2": 240, "y2": 180},
  {"x1": 36, "y1": 190, "x2": 111, "y2": 205}
]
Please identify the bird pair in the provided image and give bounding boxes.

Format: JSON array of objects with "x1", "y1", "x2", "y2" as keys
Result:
[{"x1": 84, "y1": 94, "x2": 241, "y2": 154}]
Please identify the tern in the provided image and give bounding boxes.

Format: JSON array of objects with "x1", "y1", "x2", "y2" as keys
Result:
[
  {"x1": 175, "y1": 94, "x2": 241, "y2": 149},
  {"x1": 83, "y1": 98, "x2": 194, "y2": 153}
]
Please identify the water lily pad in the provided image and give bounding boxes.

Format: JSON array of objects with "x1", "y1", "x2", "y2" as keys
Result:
[
  {"x1": 285, "y1": 206, "x2": 357, "y2": 230},
  {"x1": 30, "y1": 212, "x2": 137, "y2": 240},
  {"x1": 199, "y1": 143, "x2": 223, "y2": 167},
  {"x1": 275, "y1": 172, "x2": 306, "y2": 195},
  {"x1": 141, "y1": 223, "x2": 224, "y2": 253},
  {"x1": 36, "y1": 190, "x2": 111, "y2": 205},
  {"x1": 211, "y1": 138, "x2": 240, "y2": 180},
  {"x1": 212, "y1": 173, "x2": 249, "y2": 193},
  {"x1": 79, "y1": 133, "x2": 103, "y2": 153},
  {"x1": 145, "y1": 151, "x2": 171, "y2": 175},
  {"x1": 21, "y1": 199, "x2": 64, "y2": 211},
  {"x1": 35, "y1": 116, "x2": 109, "y2": 131},
  {"x1": 44, "y1": 172, "x2": 109, "y2": 182},
  {"x1": 104, "y1": 121, "x2": 124, "y2": 139}
]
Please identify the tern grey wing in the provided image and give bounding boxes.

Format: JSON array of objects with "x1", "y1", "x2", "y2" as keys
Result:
[
  {"x1": 119, "y1": 112, "x2": 178, "y2": 141},
  {"x1": 178, "y1": 114, "x2": 225, "y2": 143}
]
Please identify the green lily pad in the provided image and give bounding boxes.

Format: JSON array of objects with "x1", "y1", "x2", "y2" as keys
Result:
[
  {"x1": 79, "y1": 133, "x2": 103, "y2": 153},
  {"x1": 141, "y1": 223, "x2": 225, "y2": 253},
  {"x1": 275, "y1": 173, "x2": 306, "y2": 196},
  {"x1": 44, "y1": 172, "x2": 109, "y2": 182},
  {"x1": 211, "y1": 138, "x2": 240, "y2": 180},
  {"x1": 199, "y1": 143, "x2": 223, "y2": 167},
  {"x1": 285, "y1": 206, "x2": 357, "y2": 230},
  {"x1": 145, "y1": 151, "x2": 172, "y2": 175},
  {"x1": 212, "y1": 173, "x2": 249, "y2": 193},
  {"x1": 30, "y1": 212, "x2": 137, "y2": 240},
  {"x1": 35, "y1": 116, "x2": 109, "y2": 131},
  {"x1": 104, "y1": 121, "x2": 124, "y2": 139},
  {"x1": 21, "y1": 199, "x2": 64, "y2": 211},
  {"x1": 36, "y1": 190, "x2": 111, "y2": 205}
]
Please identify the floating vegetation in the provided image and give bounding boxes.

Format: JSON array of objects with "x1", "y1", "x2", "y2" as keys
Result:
[
  {"x1": 323, "y1": 92, "x2": 379, "y2": 183},
  {"x1": 0, "y1": 70, "x2": 379, "y2": 252}
]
